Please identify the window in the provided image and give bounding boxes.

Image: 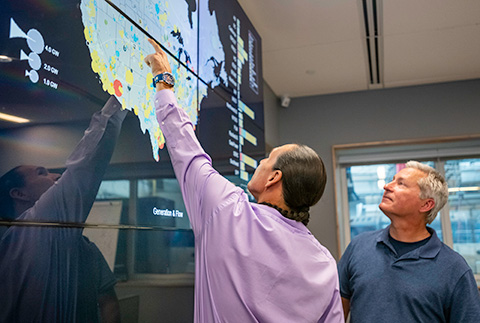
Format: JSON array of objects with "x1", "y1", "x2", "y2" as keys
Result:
[
  {"x1": 445, "y1": 159, "x2": 480, "y2": 274},
  {"x1": 334, "y1": 136, "x2": 480, "y2": 279}
]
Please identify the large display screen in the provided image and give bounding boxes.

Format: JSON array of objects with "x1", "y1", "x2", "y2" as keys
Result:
[{"x1": 0, "y1": 0, "x2": 264, "y2": 184}]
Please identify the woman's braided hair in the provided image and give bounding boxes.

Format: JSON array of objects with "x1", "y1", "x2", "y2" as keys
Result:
[{"x1": 262, "y1": 144, "x2": 327, "y2": 226}]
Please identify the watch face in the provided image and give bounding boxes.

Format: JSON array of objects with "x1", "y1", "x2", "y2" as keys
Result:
[
  {"x1": 163, "y1": 73, "x2": 175, "y2": 85},
  {"x1": 153, "y1": 73, "x2": 175, "y2": 88}
]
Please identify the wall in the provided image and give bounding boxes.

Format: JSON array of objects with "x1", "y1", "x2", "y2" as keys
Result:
[
  {"x1": 263, "y1": 82, "x2": 281, "y2": 151},
  {"x1": 115, "y1": 284, "x2": 194, "y2": 323},
  {"x1": 277, "y1": 78, "x2": 480, "y2": 259}
]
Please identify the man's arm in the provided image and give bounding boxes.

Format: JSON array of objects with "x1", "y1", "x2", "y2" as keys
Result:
[
  {"x1": 341, "y1": 297, "x2": 350, "y2": 321},
  {"x1": 98, "y1": 288, "x2": 121, "y2": 323},
  {"x1": 449, "y1": 270, "x2": 480, "y2": 322},
  {"x1": 22, "y1": 96, "x2": 127, "y2": 224},
  {"x1": 145, "y1": 40, "x2": 242, "y2": 235},
  {"x1": 337, "y1": 243, "x2": 354, "y2": 322}
]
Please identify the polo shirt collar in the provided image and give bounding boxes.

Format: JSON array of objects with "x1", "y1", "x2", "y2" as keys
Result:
[{"x1": 376, "y1": 225, "x2": 442, "y2": 260}]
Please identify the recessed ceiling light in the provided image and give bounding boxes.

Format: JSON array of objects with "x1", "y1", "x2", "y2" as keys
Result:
[
  {"x1": 0, "y1": 112, "x2": 30, "y2": 123},
  {"x1": 0, "y1": 55, "x2": 14, "y2": 63}
]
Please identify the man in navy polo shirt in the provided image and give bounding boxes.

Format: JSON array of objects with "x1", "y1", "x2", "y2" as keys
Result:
[{"x1": 338, "y1": 161, "x2": 480, "y2": 322}]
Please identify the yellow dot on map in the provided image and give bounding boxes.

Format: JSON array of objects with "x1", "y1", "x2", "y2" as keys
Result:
[
  {"x1": 159, "y1": 13, "x2": 167, "y2": 26},
  {"x1": 107, "y1": 82, "x2": 115, "y2": 95},
  {"x1": 146, "y1": 72, "x2": 153, "y2": 87},
  {"x1": 126, "y1": 69, "x2": 134, "y2": 85},
  {"x1": 144, "y1": 105, "x2": 152, "y2": 117},
  {"x1": 91, "y1": 61, "x2": 98, "y2": 73},
  {"x1": 91, "y1": 52, "x2": 100, "y2": 73},
  {"x1": 84, "y1": 27, "x2": 92, "y2": 42},
  {"x1": 87, "y1": 0, "x2": 95, "y2": 17},
  {"x1": 119, "y1": 29, "x2": 125, "y2": 38}
]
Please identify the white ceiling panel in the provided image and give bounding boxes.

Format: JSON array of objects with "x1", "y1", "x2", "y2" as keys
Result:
[
  {"x1": 264, "y1": 39, "x2": 368, "y2": 97},
  {"x1": 384, "y1": 24, "x2": 480, "y2": 87},
  {"x1": 237, "y1": 0, "x2": 480, "y2": 98},
  {"x1": 383, "y1": 0, "x2": 480, "y2": 35},
  {"x1": 238, "y1": 0, "x2": 362, "y2": 51}
]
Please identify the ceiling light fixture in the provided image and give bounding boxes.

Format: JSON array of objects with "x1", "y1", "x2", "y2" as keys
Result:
[
  {"x1": 0, "y1": 112, "x2": 30, "y2": 123},
  {"x1": 0, "y1": 55, "x2": 15, "y2": 63},
  {"x1": 448, "y1": 186, "x2": 480, "y2": 193}
]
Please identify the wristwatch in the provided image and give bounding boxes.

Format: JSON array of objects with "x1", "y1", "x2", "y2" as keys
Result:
[{"x1": 152, "y1": 72, "x2": 175, "y2": 88}]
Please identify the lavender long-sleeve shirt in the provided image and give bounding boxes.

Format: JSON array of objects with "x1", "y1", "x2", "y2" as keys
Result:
[{"x1": 155, "y1": 90, "x2": 344, "y2": 323}]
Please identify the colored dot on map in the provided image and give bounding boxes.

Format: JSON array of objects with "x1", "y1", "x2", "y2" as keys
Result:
[
  {"x1": 126, "y1": 69, "x2": 134, "y2": 85},
  {"x1": 114, "y1": 79, "x2": 123, "y2": 97}
]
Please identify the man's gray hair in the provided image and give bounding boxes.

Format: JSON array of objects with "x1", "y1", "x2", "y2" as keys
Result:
[{"x1": 405, "y1": 161, "x2": 448, "y2": 224}]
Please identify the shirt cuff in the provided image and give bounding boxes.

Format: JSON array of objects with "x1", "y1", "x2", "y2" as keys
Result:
[{"x1": 154, "y1": 89, "x2": 177, "y2": 117}]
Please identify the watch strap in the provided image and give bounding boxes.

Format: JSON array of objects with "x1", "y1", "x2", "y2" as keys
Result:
[{"x1": 152, "y1": 72, "x2": 175, "y2": 88}]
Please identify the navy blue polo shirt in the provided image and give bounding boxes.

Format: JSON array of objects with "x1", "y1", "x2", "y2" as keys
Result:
[{"x1": 338, "y1": 226, "x2": 480, "y2": 322}]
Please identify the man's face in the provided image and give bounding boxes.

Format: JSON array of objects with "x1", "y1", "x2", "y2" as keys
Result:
[
  {"x1": 379, "y1": 167, "x2": 428, "y2": 219},
  {"x1": 247, "y1": 144, "x2": 295, "y2": 202},
  {"x1": 15, "y1": 165, "x2": 61, "y2": 203}
]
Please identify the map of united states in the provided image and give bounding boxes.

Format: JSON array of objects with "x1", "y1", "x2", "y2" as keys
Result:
[{"x1": 80, "y1": 0, "x2": 225, "y2": 160}]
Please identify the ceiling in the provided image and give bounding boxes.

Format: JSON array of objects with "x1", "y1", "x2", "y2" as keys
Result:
[
  {"x1": 237, "y1": 0, "x2": 480, "y2": 99},
  {"x1": 1, "y1": 0, "x2": 479, "y2": 130}
]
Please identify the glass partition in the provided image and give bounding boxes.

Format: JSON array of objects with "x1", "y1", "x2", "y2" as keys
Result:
[{"x1": 445, "y1": 159, "x2": 480, "y2": 274}]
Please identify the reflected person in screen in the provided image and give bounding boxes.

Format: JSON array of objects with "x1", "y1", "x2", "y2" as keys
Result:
[
  {"x1": 0, "y1": 96, "x2": 126, "y2": 322},
  {"x1": 338, "y1": 161, "x2": 480, "y2": 322},
  {"x1": 144, "y1": 39, "x2": 343, "y2": 323}
]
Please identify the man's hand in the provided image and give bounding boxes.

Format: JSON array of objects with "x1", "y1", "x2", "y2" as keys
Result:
[{"x1": 144, "y1": 38, "x2": 173, "y2": 91}]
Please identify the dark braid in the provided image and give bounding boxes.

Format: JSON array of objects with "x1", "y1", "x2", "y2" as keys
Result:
[
  {"x1": 260, "y1": 202, "x2": 310, "y2": 226},
  {"x1": 272, "y1": 144, "x2": 326, "y2": 223}
]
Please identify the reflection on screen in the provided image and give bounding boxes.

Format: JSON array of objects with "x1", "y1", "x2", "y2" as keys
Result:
[
  {"x1": 104, "y1": 0, "x2": 265, "y2": 182},
  {"x1": 1, "y1": 0, "x2": 264, "y2": 183}
]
